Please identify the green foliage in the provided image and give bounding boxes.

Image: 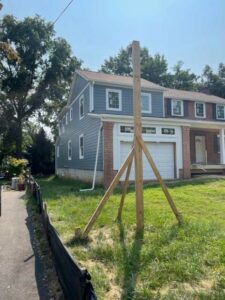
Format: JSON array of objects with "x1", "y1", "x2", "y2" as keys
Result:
[
  {"x1": 27, "y1": 128, "x2": 55, "y2": 175},
  {"x1": 0, "y1": 15, "x2": 82, "y2": 157},
  {"x1": 37, "y1": 176, "x2": 225, "y2": 299},
  {"x1": 101, "y1": 45, "x2": 168, "y2": 85},
  {"x1": 2, "y1": 156, "x2": 28, "y2": 176}
]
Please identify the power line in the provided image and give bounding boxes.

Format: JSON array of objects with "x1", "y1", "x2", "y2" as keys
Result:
[{"x1": 53, "y1": 0, "x2": 74, "y2": 25}]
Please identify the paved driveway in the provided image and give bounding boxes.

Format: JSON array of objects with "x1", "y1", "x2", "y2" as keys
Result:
[{"x1": 0, "y1": 190, "x2": 49, "y2": 300}]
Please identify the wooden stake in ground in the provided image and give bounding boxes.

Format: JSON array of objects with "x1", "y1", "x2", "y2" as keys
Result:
[{"x1": 132, "y1": 41, "x2": 144, "y2": 232}]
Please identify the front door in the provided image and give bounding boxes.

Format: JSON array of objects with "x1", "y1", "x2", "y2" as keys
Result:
[{"x1": 195, "y1": 136, "x2": 206, "y2": 163}]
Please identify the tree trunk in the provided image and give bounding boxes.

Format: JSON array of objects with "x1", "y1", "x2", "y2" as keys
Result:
[{"x1": 15, "y1": 120, "x2": 23, "y2": 158}]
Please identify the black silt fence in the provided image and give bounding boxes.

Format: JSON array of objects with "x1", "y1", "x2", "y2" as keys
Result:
[{"x1": 27, "y1": 178, "x2": 97, "y2": 300}]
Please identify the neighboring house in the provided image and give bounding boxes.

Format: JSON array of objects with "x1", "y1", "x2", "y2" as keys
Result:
[{"x1": 55, "y1": 70, "x2": 225, "y2": 187}]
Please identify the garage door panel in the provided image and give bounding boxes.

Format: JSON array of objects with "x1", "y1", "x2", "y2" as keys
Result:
[{"x1": 120, "y1": 141, "x2": 174, "y2": 180}]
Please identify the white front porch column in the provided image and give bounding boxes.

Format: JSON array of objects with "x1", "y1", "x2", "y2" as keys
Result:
[{"x1": 220, "y1": 129, "x2": 225, "y2": 164}]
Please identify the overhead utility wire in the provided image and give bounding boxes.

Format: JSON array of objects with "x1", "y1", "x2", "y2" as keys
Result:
[{"x1": 53, "y1": 0, "x2": 74, "y2": 25}]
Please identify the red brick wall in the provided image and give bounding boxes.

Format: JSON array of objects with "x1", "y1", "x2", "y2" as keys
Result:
[
  {"x1": 182, "y1": 126, "x2": 191, "y2": 179},
  {"x1": 103, "y1": 121, "x2": 114, "y2": 188},
  {"x1": 190, "y1": 129, "x2": 219, "y2": 164}
]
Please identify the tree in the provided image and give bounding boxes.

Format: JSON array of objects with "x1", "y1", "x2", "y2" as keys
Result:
[
  {"x1": 27, "y1": 128, "x2": 55, "y2": 175},
  {"x1": 0, "y1": 15, "x2": 82, "y2": 157},
  {"x1": 200, "y1": 64, "x2": 225, "y2": 98},
  {"x1": 168, "y1": 61, "x2": 198, "y2": 90},
  {"x1": 101, "y1": 45, "x2": 168, "y2": 85}
]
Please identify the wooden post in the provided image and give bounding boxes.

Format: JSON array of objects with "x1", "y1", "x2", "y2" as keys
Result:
[
  {"x1": 117, "y1": 156, "x2": 133, "y2": 220},
  {"x1": 137, "y1": 136, "x2": 183, "y2": 224},
  {"x1": 132, "y1": 41, "x2": 144, "y2": 231},
  {"x1": 81, "y1": 148, "x2": 134, "y2": 238}
]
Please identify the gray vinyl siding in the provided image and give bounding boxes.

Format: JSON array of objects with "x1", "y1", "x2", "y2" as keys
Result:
[
  {"x1": 56, "y1": 85, "x2": 103, "y2": 171},
  {"x1": 69, "y1": 74, "x2": 88, "y2": 104},
  {"x1": 93, "y1": 84, "x2": 164, "y2": 117}
]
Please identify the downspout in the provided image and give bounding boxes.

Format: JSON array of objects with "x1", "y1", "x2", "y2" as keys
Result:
[{"x1": 80, "y1": 123, "x2": 102, "y2": 192}]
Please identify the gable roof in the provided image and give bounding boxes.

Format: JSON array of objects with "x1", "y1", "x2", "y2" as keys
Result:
[
  {"x1": 77, "y1": 70, "x2": 166, "y2": 91},
  {"x1": 165, "y1": 88, "x2": 225, "y2": 105}
]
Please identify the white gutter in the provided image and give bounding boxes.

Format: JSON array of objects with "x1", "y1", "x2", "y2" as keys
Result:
[
  {"x1": 80, "y1": 123, "x2": 102, "y2": 192},
  {"x1": 88, "y1": 113, "x2": 225, "y2": 129}
]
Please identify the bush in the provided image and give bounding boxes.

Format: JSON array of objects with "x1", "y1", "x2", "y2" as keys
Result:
[{"x1": 2, "y1": 156, "x2": 28, "y2": 177}]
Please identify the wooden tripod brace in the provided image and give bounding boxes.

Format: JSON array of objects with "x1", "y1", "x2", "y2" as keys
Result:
[{"x1": 77, "y1": 41, "x2": 183, "y2": 239}]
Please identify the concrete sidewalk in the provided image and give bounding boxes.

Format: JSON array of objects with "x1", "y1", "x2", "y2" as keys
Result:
[{"x1": 0, "y1": 190, "x2": 49, "y2": 300}]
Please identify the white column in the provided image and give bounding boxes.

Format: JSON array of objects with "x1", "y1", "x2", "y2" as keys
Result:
[{"x1": 220, "y1": 129, "x2": 225, "y2": 164}]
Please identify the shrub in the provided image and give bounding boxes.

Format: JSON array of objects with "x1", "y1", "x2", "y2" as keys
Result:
[{"x1": 2, "y1": 156, "x2": 28, "y2": 177}]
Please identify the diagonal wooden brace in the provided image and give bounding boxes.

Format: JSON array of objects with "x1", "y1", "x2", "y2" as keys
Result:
[
  {"x1": 117, "y1": 153, "x2": 133, "y2": 221},
  {"x1": 137, "y1": 136, "x2": 183, "y2": 225},
  {"x1": 81, "y1": 147, "x2": 135, "y2": 238}
]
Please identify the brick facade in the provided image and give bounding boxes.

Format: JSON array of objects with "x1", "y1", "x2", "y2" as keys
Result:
[
  {"x1": 190, "y1": 128, "x2": 220, "y2": 164},
  {"x1": 182, "y1": 126, "x2": 191, "y2": 179},
  {"x1": 103, "y1": 121, "x2": 115, "y2": 188}
]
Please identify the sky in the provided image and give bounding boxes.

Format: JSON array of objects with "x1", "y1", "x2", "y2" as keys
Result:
[{"x1": 2, "y1": 0, "x2": 225, "y2": 75}]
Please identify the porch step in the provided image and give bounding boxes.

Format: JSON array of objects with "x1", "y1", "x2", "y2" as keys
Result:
[{"x1": 191, "y1": 164, "x2": 225, "y2": 175}]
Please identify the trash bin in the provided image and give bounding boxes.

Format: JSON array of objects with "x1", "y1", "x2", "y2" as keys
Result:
[{"x1": 11, "y1": 177, "x2": 19, "y2": 190}]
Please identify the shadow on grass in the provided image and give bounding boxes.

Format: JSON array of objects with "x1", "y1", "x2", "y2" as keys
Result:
[{"x1": 118, "y1": 221, "x2": 144, "y2": 300}]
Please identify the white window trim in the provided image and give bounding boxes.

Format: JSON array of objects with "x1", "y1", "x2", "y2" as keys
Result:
[
  {"x1": 171, "y1": 99, "x2": 184, "y2": 116},
  {"x1": 68, "y1": 140, "x2": 72, "y2": 160},
  {"x1": 79, "y1": 95, "x2": 84, "y2": 120},
  {"x1": 79, "y1": 134, "x2": 84, "y2": 159},
  {"x1": 56, "y1": 145, "x2": 60, "y2": 158},
  {"x1": 195, "y1": 102, "x2": 206, "y2": 118},
  {"x1": 141, "y1": 92, "x2": 152, "y2": 113},
  {"x1": 216, "y1": 104, "x2": 225, "y2": 120},
  {"x1": 70, "y1": 107, "x2": 73, "y2": 121},
  {"x1": 106, "y1": 88, "x2": 122, "y2": 111}
]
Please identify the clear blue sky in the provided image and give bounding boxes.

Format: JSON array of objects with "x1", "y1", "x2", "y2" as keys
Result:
[{"x1": 2, "y1": 0, "x2": 225, "y2": 75}]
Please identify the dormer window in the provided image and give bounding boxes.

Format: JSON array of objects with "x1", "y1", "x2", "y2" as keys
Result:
[
  {"x1": 171, "y1": 99, "x2": 184, "y2": 116},
  {"x1": 106, "y1": 89, "x2": 122, "y2": 111},
  {"x1": 79, "y1": 95, "x2": 84, "y2": 119},
  {"x1": 141, "y1": 93, "x2": 152, "y2": 113},
  {"x1": 195, "y1": 102, "x2": 205, "y2": 118},
  {"x1": 216, "y1": 105, "x2": 225, "y2": 120}
]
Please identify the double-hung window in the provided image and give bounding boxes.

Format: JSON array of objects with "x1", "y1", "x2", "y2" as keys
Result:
[
  {"x1": 141, "y1": 93, "x2": 152, "y2": 113},
  {"x1": 171, "y1": 99, "x2": 183, "y2": 116},
  {"x1": 216, "y1": 105, "x2": 225, "y2": 120},
  {"x1": 106, "y1": 89, "x2": 122, "y2": 111},
  {"x1": 56, "y1": 146, "x2": 60, "y2": 158},
  {"x1": 70, "y1": 107, "x2": 73, "y2": 121},
  {"x1": 79, "y1": 95, "x2": 84, "y2": 119},
  {"x1": 195, "y1": 102, "x2": 205, "y2": 118},
  {"x1": 68, "y1": 140, "x2": 72, "y2": 160},
  {"x1": 79, "y1": 135, "x2": 84, "y2": 159}
]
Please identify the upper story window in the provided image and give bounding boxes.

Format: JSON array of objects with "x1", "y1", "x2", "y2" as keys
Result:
[
  {"x1": 70, "y1": 107, "x2": 73, "y2": 121},
  {"x1": 195, "y1": 102, "x2": 205, "y2": 118},
  {"x1": 171, "y1": 99, "x2": 184, "y2": 116},
  {"x1": 106, "y1": 89, "x2": 122, "y2": 111},
  {"x1": 79, "y1": 95, "x2": 84, "y2": 119},
  {"x1": 65, "y1": 112, "x2": 68, "y2": 125},
  {"x1": 79, "y1": 135, "x2": 84, "y2": 159},
  {"x1": 62, "y1": 119, "x2": 65, "y2": 133},
  {"x1": 68, "y1": 140, "x2": 72, "y2": 160},
  {"x1": 141, "y1": 93, "x2": 152, "y2": 113},
  {"x1": 56, "y1": 146, "x2": 60, "y2": 158},
  {"x1": 216, "y1": 105, "x2": 225, "y2": 120}
]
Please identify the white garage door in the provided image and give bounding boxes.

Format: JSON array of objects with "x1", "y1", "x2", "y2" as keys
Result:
[{"x1": 120, "y1": 141, "x2": 175, "y2": 180}]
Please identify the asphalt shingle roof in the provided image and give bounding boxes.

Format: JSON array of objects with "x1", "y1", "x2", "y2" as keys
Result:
[{"x1": 77, "y1": 70, "x2": 166, "y2": 91}]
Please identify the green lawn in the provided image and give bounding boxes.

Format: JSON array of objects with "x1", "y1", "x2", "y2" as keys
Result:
[{"x1": 37, "y1": 176, "x2": 225, "y2": 299}]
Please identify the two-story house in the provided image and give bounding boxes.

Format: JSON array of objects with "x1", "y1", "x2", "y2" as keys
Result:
[{"x1": 55, "y1": 70, "x2": 225, "y2": 187}]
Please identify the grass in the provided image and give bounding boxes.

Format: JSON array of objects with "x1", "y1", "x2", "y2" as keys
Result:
[{"x1": 36, "y1": 175, "x2": 225, "y2": 299}]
